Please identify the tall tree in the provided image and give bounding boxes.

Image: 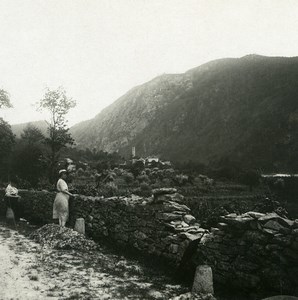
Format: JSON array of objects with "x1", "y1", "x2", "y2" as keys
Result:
[
  {"x1": 11, "y1": 125, "x2": 46, "y2": 187},
  {"x1": 0, "y1": 89, "x2": 12, "y2": 108},
  {"x1": 37, "y1": 87, "x2": 76, "y2": 182},
  {"x1": 0, "y1": 118, "x2": 15, "y2": 180},
  {"x1": 0, "y1": 89, "x2": 14, "y2": 180},
  {"x1": 21, "y1": 124, "x2": 45, "y2": 145}
]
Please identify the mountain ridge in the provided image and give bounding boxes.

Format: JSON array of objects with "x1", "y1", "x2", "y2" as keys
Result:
[
  {"x1": 11, "y1": 55, "x2": 298, "y2": 172},
  {"x1": 70, "y1": 54, "x2": 298, "y2": 171}
]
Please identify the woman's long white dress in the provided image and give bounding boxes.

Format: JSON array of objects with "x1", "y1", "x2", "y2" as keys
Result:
[{"x1": 53, "y1": 179, "x2": 70, "y2": 222}]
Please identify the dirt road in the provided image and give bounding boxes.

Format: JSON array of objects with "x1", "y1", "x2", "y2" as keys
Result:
[
  {"x1": 0, "y1": 223, "x2": 186, "y2": 299},
  {"x1": 0, "y1": 226, "x2": 51, "y2": 299}
]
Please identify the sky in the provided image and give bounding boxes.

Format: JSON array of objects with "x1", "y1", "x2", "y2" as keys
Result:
[{"x1": 1, "y1": 0, "x2": 298, "y2": 126}]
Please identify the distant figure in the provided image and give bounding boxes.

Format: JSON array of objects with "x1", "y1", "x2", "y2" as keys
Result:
[
  {"x1": 5, "y1": 177, "x2": 21, "y2": 221},
  {"x1": 53, "y1": 169, "x2": 75, "y2": 227},
  {"x1": 5, "y1": 178, "x2": 19, "y2": 197}
]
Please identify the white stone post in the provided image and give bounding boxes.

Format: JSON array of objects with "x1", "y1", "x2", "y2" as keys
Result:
[
  {"x1": 192, "y1": 265, "x2": 214, "y2": 294},
  {"x1": 74, "y1": 218, "x2": 85, "y2": 235}
]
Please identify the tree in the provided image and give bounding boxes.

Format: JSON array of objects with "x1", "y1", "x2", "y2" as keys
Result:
[
  {"x1": 0, "y1": 89, "x2": 12, "y2": 108},
  {"x1": 131, "y1": 160, "x2": 145, "y2": 177},
  {"x1": 0, "y1": 118, "x2": 15, "y2": 180},
  {"x1": 21, "y1": 124, "x2": 45, "y2": 145},
  {"x1": 37, "y1": 87, "x2": 76, "y2": 182},
  {"x1": 11, "y1": 125, "x2": 46, "y2": 187}
]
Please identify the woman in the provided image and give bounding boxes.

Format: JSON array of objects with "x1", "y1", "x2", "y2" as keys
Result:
[{"x1": 53, "y1": 169, "x2": 75, "y2": 227}]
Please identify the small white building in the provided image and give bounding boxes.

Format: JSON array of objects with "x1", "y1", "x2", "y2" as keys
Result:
[{"x1": 146, "y1": 156, "x2": 159, "y2": 163}]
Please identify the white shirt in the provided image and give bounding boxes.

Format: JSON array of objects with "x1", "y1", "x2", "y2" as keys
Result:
[
  {"x1": 57, "y1": 179, "x2": 68, "y2": 192},
  {"x1": 5, "y1": 184, "x2": 18, "y2": 196}
]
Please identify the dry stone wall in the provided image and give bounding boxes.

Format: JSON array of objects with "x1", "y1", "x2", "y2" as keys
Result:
[
  {"x1": 0, "y1": 188, "x2": 207, "y2": 266},
  {"x1": 1, "y1": 188, "x2": 298, "y2": 297},
  {"x1": 191, "y1": 212, "x2": 298, "y2": 297}
]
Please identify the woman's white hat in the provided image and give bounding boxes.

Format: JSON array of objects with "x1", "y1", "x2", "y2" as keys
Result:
[{"x1": 59, "y1": 169, "x2": 67, "y2": 175}]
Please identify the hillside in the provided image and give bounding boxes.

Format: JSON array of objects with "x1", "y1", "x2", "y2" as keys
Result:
[
  {"x1": 71, "y1": 55, "x2": 298, "y2": 172},
  {"x1": 11, "y1": 120, "x2": 48, "y2": 138}
]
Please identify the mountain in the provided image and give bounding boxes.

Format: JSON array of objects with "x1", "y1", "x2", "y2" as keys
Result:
[
  {"x1": 11, "y1": 120, "x2": 48, "y2": 138},
  {"x1": 71, "y1": 55, "x2": 298, "y2": 172}
]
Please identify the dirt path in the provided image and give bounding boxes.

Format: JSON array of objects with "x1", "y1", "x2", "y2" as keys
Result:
[
  {"x1": 0, "y1": 226, "x2": 51, "y2": 299},
  {"x1": 0, "y1": 223, "x2": 187, "y2": 299}
]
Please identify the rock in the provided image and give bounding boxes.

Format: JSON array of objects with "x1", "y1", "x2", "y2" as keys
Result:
[
  {"x1": 181, "y1": 221, "x2": 190, "y2": 228},
  {"x1": 147, "y1": 290, "x2": 164, "y2": 299},
  {"x1": 258, "y1": 212, "x2": 281, "y2": 222},
  {"x1": 265, "y1": 244, "x2": 283, "y2": 251},
  {"x1": 184, "y1": 214, "x2": 196, "y2": 225},
  {"x1": 158, "y1": 213, "x2": 183, "y2": 221},
  {"x1": 222, "y1": 216, "x2": 254, "y2": 227},
  {"x1": 164, "y1": 201, "x2": 191, "y2": 213},
  {"x1": 169, "y1": 243, "x2": 179, "y2": 254},
  {"x1": 262, "y1": 228, "x2": 278, "y2": 235},
  {"x1": 277, "y1": 218, "x2": 294, "y2": 228},
  {"x1": 217, "y1": 223, "x2": 228, "y2": 230},
  {"x1": 262, "y1": 296, "x2": 298, "y2": 300},
  {"x1": 156, "y1": 193, "x2": 184, "y2": 203},
  {"x1": 180, "y1": 232, "x2": 204, "y2": 241},
  {"x1": 283, "y1": 248, "x2": 298, "y2": 260},
  {"x1": 134, "y1": 231, "x2": 147, "y2": 240},
  {"x1": 170, "y1": 293, "x2": 217, "y2": 300},
  {"x1": 245, "y1": 211, "x2": 266, "y2": 219},
  {"x1": 152, "y1": 188, "x2": 177, "y2": 196},
  {"x1": 224, "y1": 213, "x2": 237, "y2": 218},
  {"x1": 243, "y1": 231, "x2": 268, "y2": 243},
  {"x1": 192, "y1": 265, "x2": 214, "y2": 294},
  {"x1": 263, "y1": 220, "x2": 287, "y2": 232}
]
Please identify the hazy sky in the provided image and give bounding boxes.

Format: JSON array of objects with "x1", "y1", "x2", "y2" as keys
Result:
[{"x1": 1, "y1": 0, "x2": 298, "y2": 126}]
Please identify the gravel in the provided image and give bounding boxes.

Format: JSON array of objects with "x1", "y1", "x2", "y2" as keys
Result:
[{"x1": 29, "y1": 224, "x2": 99, "y2": 251}]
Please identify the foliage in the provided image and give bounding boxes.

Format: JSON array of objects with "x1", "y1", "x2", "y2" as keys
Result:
[
  {"x1": 131, "y1": 160, "x2": 145, "y2": 177},
  {"x1": 0, "y1": 89, "x2": 12, "y2": 108},
  {"x1": 123, "y1": 172, "x2": 134, "y2": 185},
  {"x1": 0, "y1": 118, "x2": 15, "y2": 180},
  {"x1": 240, "y1": 169, "x2": 261, "y2": 191},
  {"x1": 37, "y1": 87, "x2": 76, "y2": 182},
  {"x1": 11, "y1": 125, "x2": 46, "y2": 187},
  {"x1": 21, "y1": 124, "x2": 44, "y2": 145},
  {"x1": 136, "y1": 174, "x2": 149, "y2": 183},
  {"x1": 138, "y1": 182, "x2": 152, "y2": 197}
]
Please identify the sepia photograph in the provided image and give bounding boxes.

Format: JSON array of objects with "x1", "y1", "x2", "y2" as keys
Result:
[{"x1": 0, "y1": 0, "x2": 298, "y2": 299}]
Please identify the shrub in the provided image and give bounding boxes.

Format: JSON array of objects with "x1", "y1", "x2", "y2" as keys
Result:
[
  {"x1": 137, "y1": 174, "x2": 149, "y2": 183},
  {"x1": 123, "y1": 172, "x2": 134, "y2": 185},
  {"x1": 138, "y1": 183, "x2": 152, "y2": 197}
]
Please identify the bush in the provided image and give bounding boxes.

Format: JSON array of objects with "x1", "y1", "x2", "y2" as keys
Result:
[
  {"x1": 123, "y1": 172, "x2": 134, "y2": 185},
  {"x1": 139, "y1": 182, "x2": 152, "y2": 197},
  {"x1": 137, "y1": 174, "x2": 149, "y2": 183}
]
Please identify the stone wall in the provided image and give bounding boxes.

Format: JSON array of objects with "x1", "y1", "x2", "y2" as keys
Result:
[
  {"x1": 191, "y1": 212, "x2": 298, "y2": 297},
  {"x1": 0, "y1": 188, "x2": 207, "y2": 266},
  {"x1": 1, "y1": 189, "x2": 298, "y2": 297}
]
